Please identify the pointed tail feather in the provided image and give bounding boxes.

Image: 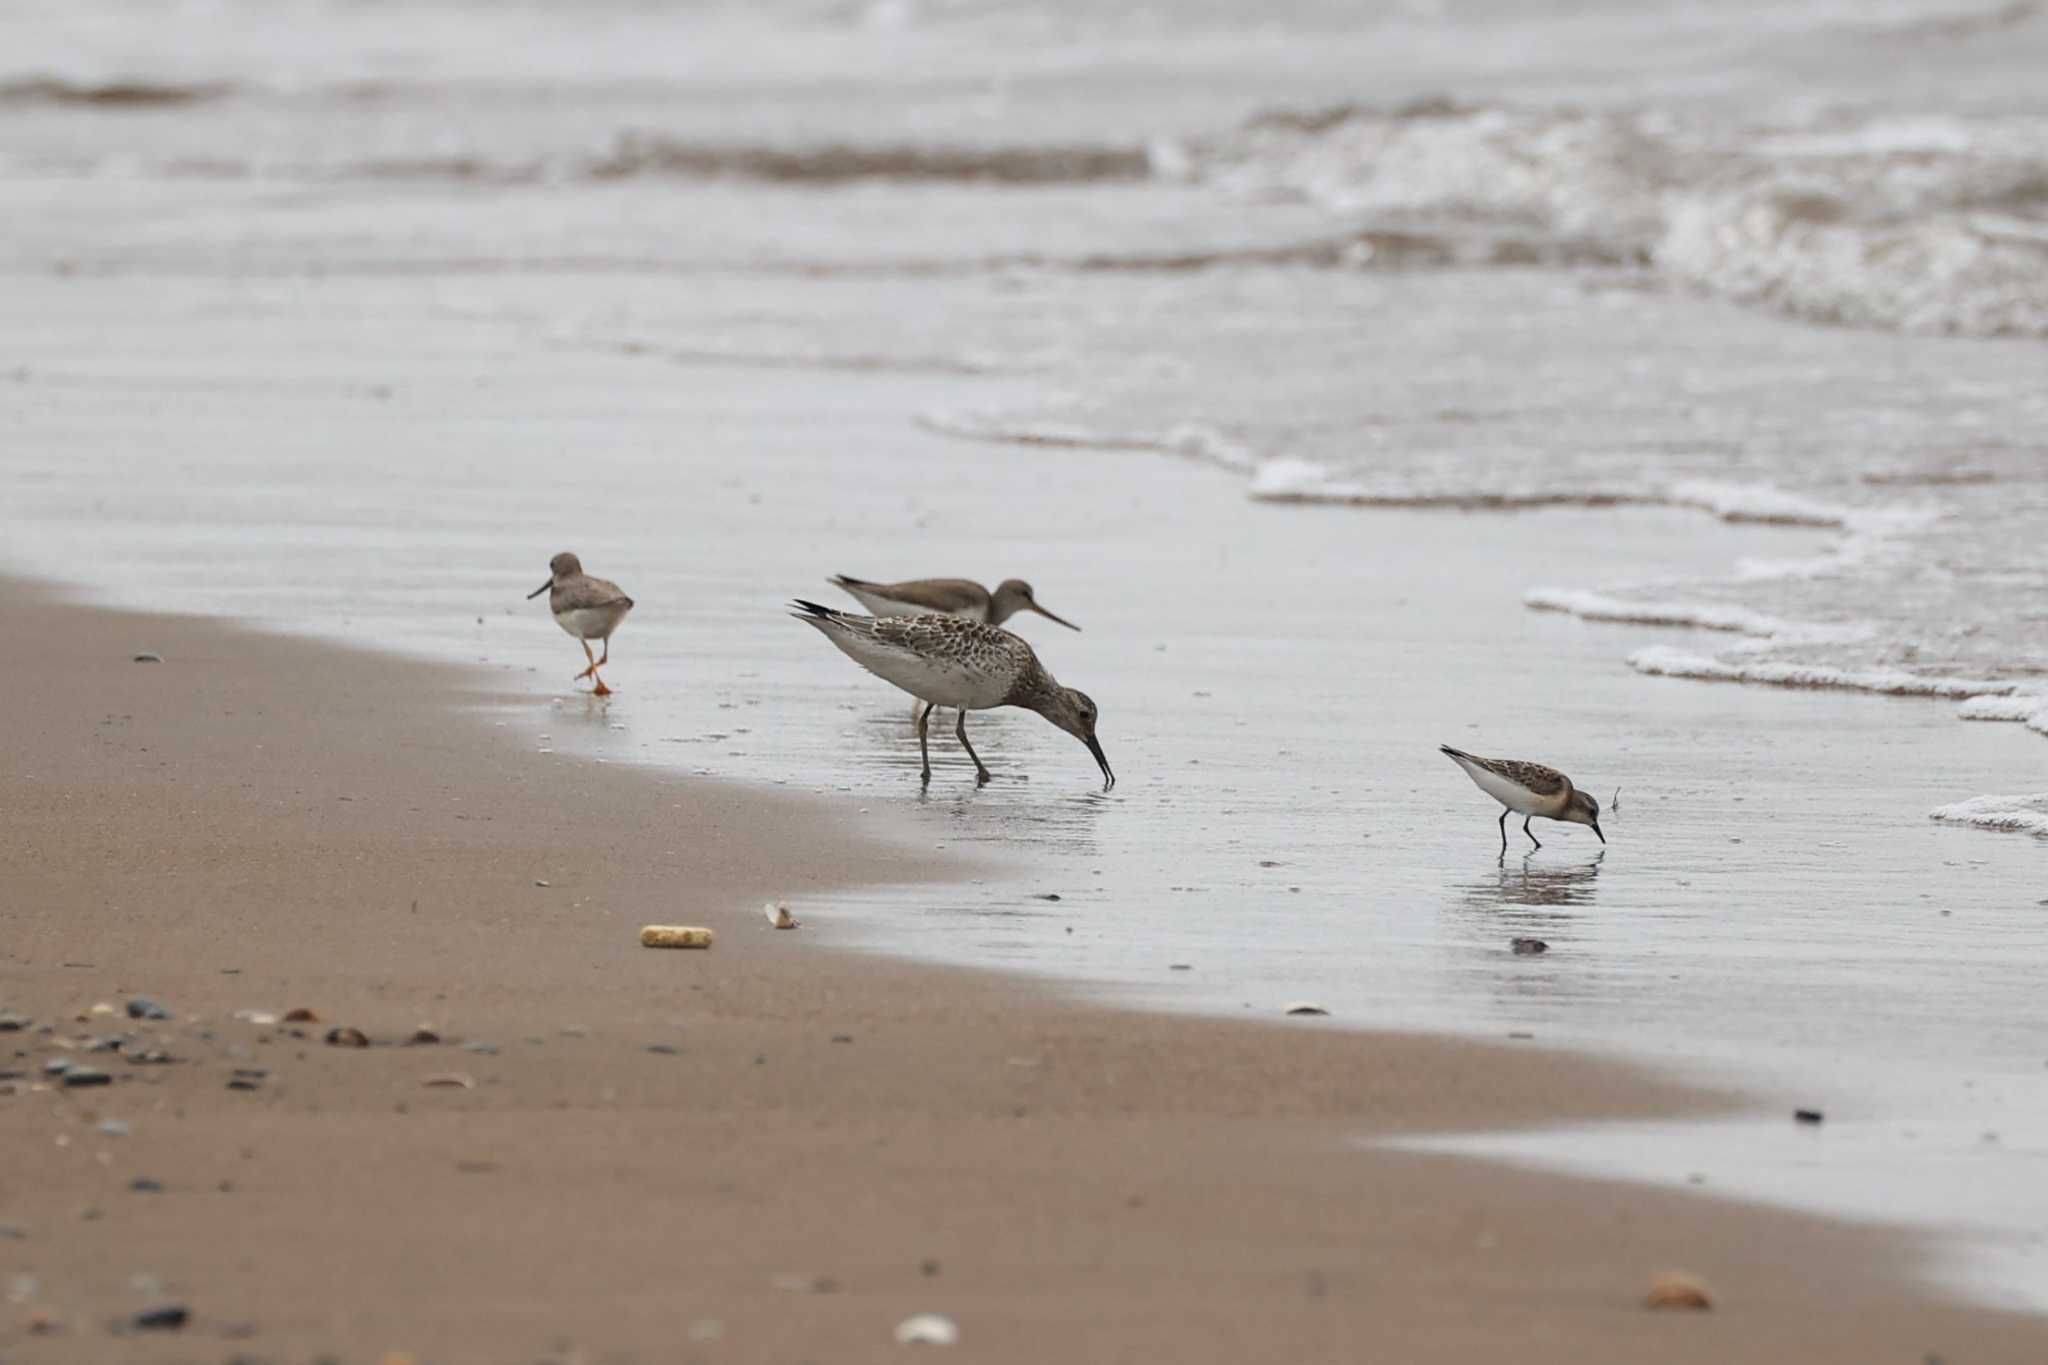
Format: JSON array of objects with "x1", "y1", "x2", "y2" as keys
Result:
[{"x1": 790, "y1": 598, "x2": 845, "y2": 626}]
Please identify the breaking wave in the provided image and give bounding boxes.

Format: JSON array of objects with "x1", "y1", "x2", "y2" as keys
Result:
[
  {"x1": 1929, "y1": 794, "x2": 2048, "y2": 838},
  {"x1": 1194, "y1": 102, "x2": 2048, "y2": 337}
]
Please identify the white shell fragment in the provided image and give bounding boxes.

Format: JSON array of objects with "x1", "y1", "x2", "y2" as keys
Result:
[
  {"x1": 640, "y1": 925, "x2": 715, "y2": 949},
  {"x1": 893, "y1": 1313, "x2": 959, "y2": 1346},
  {"x1": 764, "y1": 901, "x2": 801, "y2": 930},
  {"x1": 1283, "y1": 1002, "x2": 1329, "y2": 1016}
]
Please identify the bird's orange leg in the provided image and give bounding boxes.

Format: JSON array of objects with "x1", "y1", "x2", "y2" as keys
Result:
[
  {"x1": 574, "y1": 639, "x2": 599, "y2": 681},
  {"x1": 589, "y1": 638, "x2": 615, "y2": 696}
]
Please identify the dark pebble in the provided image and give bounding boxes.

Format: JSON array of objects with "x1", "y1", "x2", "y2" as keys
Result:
[
  {"x1": 323, "y1": 1026, "x2": 369, "y2": 1048},
  {"x1": 281, "y1": 1007, "x2": 318, "y2": 1023},
  {"x1": 125, "y1": 997, "x2": 173, "y2": 1021},
  {"x1": 0, "y1": 1011, "x2": 29, "y2": 1031},
  {"x1": 62, "y1": 1067, "x2": 113, "y2": 1087},
  {"x1": 1034, "y1": 893, "x2": 1062, "y2": 901},
  {"x1": 1510, "y1": 937, "x2": 1549, "y2": 955},
  {"x1": 129, "y1": 1177, "x2": 165, "y2": 1193},
  {"x1": 131, "y1": 652, "x2": 164, "y2": 664},
  {"x1": 129, "y1": 1303, "x2": 188, "y2": 1331},
  {"x1": 406, "y1": 1029, "x2": 441, "y2": 1046},
  {"x1": 1795, "y1": 1108, "x2": 1825, "y2": 1125},
  {"x1": 646, "y1": 1044, "x2": 680, "y2": 1056}
]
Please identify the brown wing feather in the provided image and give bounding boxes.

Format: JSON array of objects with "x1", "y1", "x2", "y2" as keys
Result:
[
  {"x1": 861, "y1": 577, "x2": 991, "y2": 614},
  {"x1": 1481, "y1": 757, "x2": 1569, "y2": 796},
  {"x1": 553, "y1": 574, "x2": 633, "y2": 612}
]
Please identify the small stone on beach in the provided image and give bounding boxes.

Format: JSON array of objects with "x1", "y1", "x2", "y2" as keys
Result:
[
  {"x1": 1283, "y1": 1003, "x2": 1329, "y2": 1017},
  {"x1": 125, "y1": 997, "x2": 172, "y2": 1021},
  {"x1": 61, "y1": 1068, "x2": 112, "y2": 1087},
  {"x1": 1511, "y1": 937, "x2": 1549, "y2": 955},
  {"x1": 282, "y1": 1007, "x2": 318, "y2": 1023},
  {"x1": 127, "y1": 1303, "x2": 189, "y2": 1331},
  {"x1": 1795, "y1": 1108, "x2": 1825, "y2": 1125},
  {"x1": 407, "y1": 1028, "x2": 440, "y2": 1045},
  {"x1": 640, "y1": 925, "x2": 715, "y2": 949},
  {"x1": 131, "y1": 653, "x2": 163, "y2": 664},
  {"x1": 323, "y1": 1027, "x2": 369, "y2": 1048},
  {"x1": 1644, "y1": 1271, "x2": 1713, "y2": 1311}
]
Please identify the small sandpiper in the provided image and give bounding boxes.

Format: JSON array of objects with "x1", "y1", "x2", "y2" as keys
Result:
[
  {"x1": 1440, "y1": 745, "x2": 1604, "y2": 854},
  {"x1": 527, "y1": 552, "x2": 634, "y2": 696},
  {"x1": 828, "y1": 575, "x2": 1080, "y2": 631},
  {"x1": 791, "y1": 600, "x2": 1112, "y2": 789}
]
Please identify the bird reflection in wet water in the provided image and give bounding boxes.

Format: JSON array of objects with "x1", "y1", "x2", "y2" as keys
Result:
[{"x1": 1464, "y1": 851, "x2": 1605, "y2": 912}]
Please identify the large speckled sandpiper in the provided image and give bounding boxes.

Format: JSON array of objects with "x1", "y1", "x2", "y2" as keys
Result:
[
  {"x1": 828, "y1": 574, "x2": 1080, "y2": 631},
  {"x1": 528, "y1": 552, "x2": 633, "y2": 696},
  {"x1": 1440, "y1": 745, "x2": 1604, "y2": 853},
  {"x1": 791, "y1": 600, "x2": 1112, "y2": 789}
]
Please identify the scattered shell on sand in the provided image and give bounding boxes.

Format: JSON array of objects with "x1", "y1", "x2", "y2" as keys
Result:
[
  {"x1": 420, "y1": 1072, "x2": 475, "y2": 1089},
  {"x1": 1283, "y1": 1002, "x2": 1329, "y2": 1017},
  {"x1": 641, "y1": 925, "x2": 715, "y2": 949},
  {"x1": 1644, "y1": 1271, "x2": 1714, "y2": 1311},
  {"x1": 232, "y1": 1009, "x2": 279, "y2": 1026},
  {"x1": 323, "y1": 1026, "x2": 369, "y2": 1048},
  {"x1": 282, "y1": 1007, "x2": 318, "y2": 1023},
  {"x1": 407, "y1": 1027, "x2": 441, "y2": 1046},
  {"x1": 764, "y1": 901, "x2": 800, "y2": 930},
  {"x1": 894, "y1": 1313, "x2": 959, "y2": 1345}
]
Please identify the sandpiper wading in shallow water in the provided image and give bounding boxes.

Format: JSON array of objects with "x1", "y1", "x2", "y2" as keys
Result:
[
  {"x1": 528, "y1": 552, "x2": 633, "y2": 696},
  {"x1": 828, "y1": 574, "x2": 1081, "y2": 631},
  {"x1": 1440, "y1": 745, "x2": 1605, "y2": 854},
  {"x1": 790, "y1": 600, "x2": 1113, "y2": 790}
]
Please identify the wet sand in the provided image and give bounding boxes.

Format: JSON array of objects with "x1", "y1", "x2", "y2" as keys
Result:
[{"x1": 5, "y1": 577, "x2": 2045, "y2": 1363}]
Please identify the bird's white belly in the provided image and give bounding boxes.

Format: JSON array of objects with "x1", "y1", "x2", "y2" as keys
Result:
[
  {"x1": 1462, "y1": 762, "x2": 1546, "y2": 814},
  {"x1": 836, "y1": 638, "x2": 1010, "y2": 709},
  {"x1": 555, "y1": 606, "x2": 623, "y2": 641}
]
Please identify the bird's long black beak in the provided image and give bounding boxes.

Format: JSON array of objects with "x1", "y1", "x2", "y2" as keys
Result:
[
  {"x1": 1085, "y1": 735, "x2": 1114, "y2": 789},
  {"x1": 526, "y1": 579, "x2": 553, "y2": 600},
  {"x1": 1592, "y1": 821, "x2": 1606, "y2": 845},
  {"x1": 1030, "y1": 601, "x2": 1082, "y2": 631}
]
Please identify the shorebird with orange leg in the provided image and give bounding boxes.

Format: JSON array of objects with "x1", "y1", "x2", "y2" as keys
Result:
[
  {"x1": 791, "y1": 600, "x2": 1112, "y2": 790},
  {"x1": 1440, "y1": 745, "x2": 1605, "y2": 855},
  {"x1": 828, "y1": 575, "x2": 1080, "y2": 631},
  {"x1": 528, "y1": 552, "x2": 633, "y2": 696}
]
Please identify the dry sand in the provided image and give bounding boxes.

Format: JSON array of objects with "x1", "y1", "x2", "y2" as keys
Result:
[{"x1": 3, "y1": 577, "x2": 2042, "y2": 1363}]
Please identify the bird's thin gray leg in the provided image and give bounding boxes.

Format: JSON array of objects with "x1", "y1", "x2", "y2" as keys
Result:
[
  {"x1": 917, "y1": 703, "x2": 936, "y2": 786},
  {"x1": 955, "y1": 708, "x2": 992, "y2": 786},
  {"x1": 1523, "y1": 815, "x2": 1542, "y2": 851},
  {"x1": 1498, "y1": 809, "x2": 1509, "y2": 856}
]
